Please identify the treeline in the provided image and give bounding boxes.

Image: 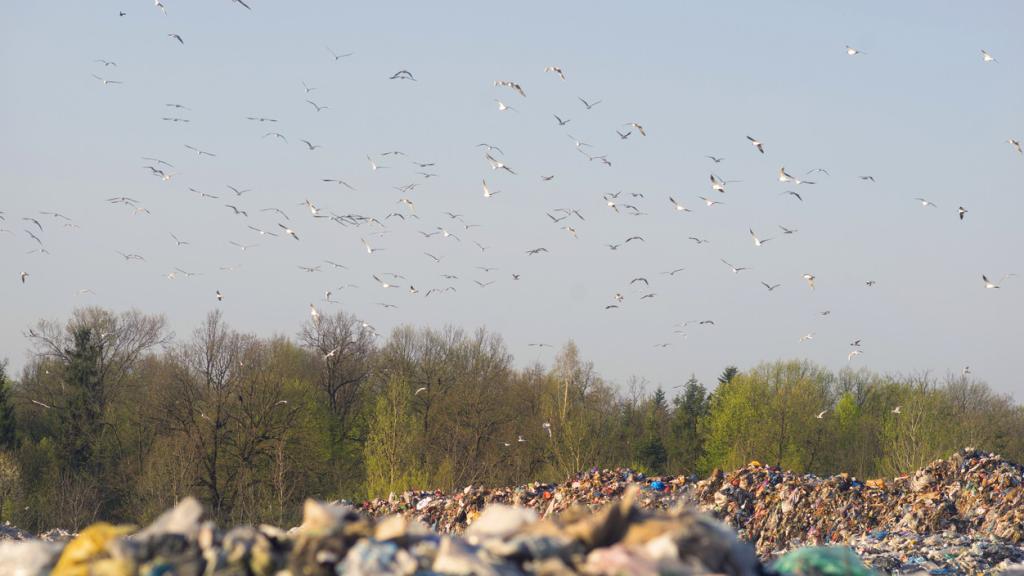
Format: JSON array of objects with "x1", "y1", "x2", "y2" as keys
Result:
[{"x1": 0, "y1": 307, "x2": 1021, "y2": 530}]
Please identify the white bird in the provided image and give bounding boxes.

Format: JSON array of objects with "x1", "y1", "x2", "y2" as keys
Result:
[
  {"x1": 20, "y1": 272, "x2": 29, "y2": 283},
  {"x1": 482, "y1": 179, "x2": 500, "y2": 198},
  {"x1": 799, "y1": 332, "x2": 814, "y2": 342},
  {"x1": 494, "y1": 99, "x2": 517, "y2": 112},
  {"x1": 310, "y1": 304, "x2": 321, "y2": 324},
  {"x1": 578, "y1": 97, "x2": 602, "y2": 110},
  {"x1": 361, "y1": 238, "x2": 383, "y2": 254},
  {"x1": 91, "y1": 74, "x2": 123, "y2": 85},
  {"x1": 803, "y1": 274, "x2": 816, "y2": 290},
  {"x1": 721, "y1": 259, "x2": 749, "y2": 274},
  {"x1": 544, "y1": 66, "x2": 565, "y2": 80},
  {"x1": 373, "y1": 275, "x2": 399, "y2": 289},
  {"x1": 168, "y1": 33, "x2": 184, "y2": 45},
  {"x1": 914, "y1": 197, "x2": 937, "y2": 208},
  {"x1": 983, "y1": 274, "x2": 1015, "y2": 289},
  {"x1": 848, "y1": 350, "x2": 862, "y2": 362},
  {"x1": 779, "y1": 167, "x2": 814, "y2": 185},
  {"x1": 816, "y1": 410, "x2": 827, "y2": 419},
  {"x1": 981, "y1": 49, "x2": 997, "y2": 63},
  {"x1": 414, "y1": 387, "x2": 427, "y2": 395},
  {"x1": 542, "y1": 422, "x2": 552, "y2": 437},
  {"x1": 669, "y1": 197, "x2": 691, "y2": 212},
  {"x1": 892, "y1": 406, "x2": 902, "y2": 414},
  {"x1": 747, "y1": 135, "x2": 765, "y2": 154},
  {"x1": 216, "y1": 290, "x2": 223, "y2": 301},
  {"x1": 154, "y1": 0, "x2": 166, "y2": 14},
  {"x1": 750, "y1": 229, "x2": 772, "y2": 247},
  {"x1": 698, "y1": 196, "x2": 724, "y2": 207},
  {"x1": 31, "y1": 399, "x2": 52, "y2": 410},
  {"x1": 278, "y1": 223, "x2": 299, "y2": 240},
  {"x1": 1008, "y1": 139, "x2": 1022, "y2": 155},
  {"x1": 845, "y1": 45, "x2": 865, "y2": 56}
]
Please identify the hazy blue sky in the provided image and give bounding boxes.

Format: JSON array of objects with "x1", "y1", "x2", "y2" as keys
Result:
[{"x1": 2, "y1": 1, "x2": 1022, "y2": 398}]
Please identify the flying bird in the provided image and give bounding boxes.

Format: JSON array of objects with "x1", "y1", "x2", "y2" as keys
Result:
[
  {"x1": 914, "y1": 198, "x2": 937, "y2": 208},
  {"x1": 846, "y1": 45, "x2": 865, "y2": 56},
  {"x1": 803, "y1": 274, "x2": 816, "y2": 290},
  {"x1": 747, "y1": 136, "x2": 765, "y2": 154},
  {"x1": 578, "y1": 97, "x2": 602, "y2": 110},
  {"x1": 1009, "y1": 139, "x2": 1023, "y2": 154},
  {"x1": 544, "y1": 66, "x2": 565, "y2": 80},
  {"x1": 981, "y1": 49, "x2": 997, "y2": 63},
  {"x1": 168, "y1": 33, "x2": 184, "y2": 44},
  {"x1": 958, "y1": 206, "x2": 967, "y2": 221}
]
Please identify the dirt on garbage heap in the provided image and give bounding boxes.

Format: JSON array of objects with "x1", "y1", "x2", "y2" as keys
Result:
[{"x1": 0, "y1": 448, "x2": 1022, "y2": 575}]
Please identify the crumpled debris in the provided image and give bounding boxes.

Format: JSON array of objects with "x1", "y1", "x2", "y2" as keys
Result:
[
  {"x1": 0, "y1": 449, "x2": 1021, "y2": 574},
  {"x1": 0, "y1": 487, "x2": 765, "y2": 575},
  {"x1": 361, "y1": 449, "x2": 1024, "y2": 574}
]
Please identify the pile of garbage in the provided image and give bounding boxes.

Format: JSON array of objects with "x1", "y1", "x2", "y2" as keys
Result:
[
  {"x1": 360, "y1": 449, "x2": 1024, "y2": 573},
  {"x1": 0, "y1": 487, "x2": 780, "y2": 575},
  {"x1": 1, "y1": 449, "x2": 1022, "y2": 574}
]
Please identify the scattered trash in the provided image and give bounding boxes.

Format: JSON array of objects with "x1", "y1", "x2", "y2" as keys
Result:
[{"x1": 0, "y1": 449, "x2": 1021, "y2": 574}]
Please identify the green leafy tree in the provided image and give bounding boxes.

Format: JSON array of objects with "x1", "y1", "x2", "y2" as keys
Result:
[
  {"x1": 0, "y1": 361, "x2": 16, "y2": 451},
  {"x1": 669, "y1": 376, "x2": 708, "y2": 474}
]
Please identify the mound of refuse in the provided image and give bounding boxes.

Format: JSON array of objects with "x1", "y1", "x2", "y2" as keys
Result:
[
  {"x1": 361, "y1": 448, "x2": 1024, "y2": 573},
  {"x1": 1, "y1": 449, "x2": 1023, "y2": 575},
  {"x1": 0, "y1": 487, "x2": 778, "y2": 575}
]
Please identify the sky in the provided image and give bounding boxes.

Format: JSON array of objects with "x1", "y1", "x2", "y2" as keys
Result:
[{"x1": 1, "y1": 1, "x2": 1022, "y2": 399}]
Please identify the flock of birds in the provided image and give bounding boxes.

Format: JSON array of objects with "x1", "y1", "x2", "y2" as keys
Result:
[{"x1": 4, "y1": 3, "x2": 1021, "y2": 412}]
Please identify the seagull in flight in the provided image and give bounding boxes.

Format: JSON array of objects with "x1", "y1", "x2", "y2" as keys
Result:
[
  {"x1": 482, "y1": 179, "x2": 500, "y2": 198},
  {"x1": 816, "y1": 410, "x2": 827, "y2": 419},
  {"x1": 300, "y1": 139, "x2": 322, "y2": 151},
  {"x1": 361, "y1": 238, "x2": 384, "y2": 255},
  {"x1": 981, "y1": 49, "x2": 998, "y2": 63},
  {"x1": 749, "y1": 229, "x2": 772, "y2": 247},
  {"x1": 185, "y1": 144, "x2": 215, "y2": 157},
  {"x1": 892, "y1": 406, "x2": 902, "y2": 414},
  {"x1": 848, "y1": 350, "x2": 862, "y2": 362},
  {"x1": 20, "y1": 272, "x2": 29, "y2": 284},
  {"x1": 698, "y1": 196, "x2": 724, "y2": 207},
  {"x1": 372, "y1": 275, "x2": 400, "y2": 289},
  {"x1": 306, "y1": 100, "x2": 329, "y2": 112},
  {"x1": 914, "y1": 197, "x2": 938, "y2": 208},
  {"x1": 779, "y1": 167, "x2": 814, "y2": 185},
  {"x1": 91, "y1": 74, "x2": 123, "y2": 85},
  {"x1": 706, "y1": 155, "x2": 724, "y2": 163},
  {"x1": 983, "y1": 274, "x2": 1015, "y2": 289},
  {"x1": 624, "y1": 122, "x2": 646, "y2": 136},
  {"x1": 327, "y1": 47, "x2": 353, "y2": 61},
  {"x1": 747, "y1": 136, "x2": 765, "y2": 154},
  {"x1": 389, "y1": 70, "x2": 416, "y2": 81},
  {"x1": 958, "y1": 206, "x2": 968, "y2": 221},
  {"x1": 544, "y1": 65, "x2": 565, "y2": 80},
  {"x1": 761, "y1": 282, "x2": 781, "y2": 291},
  {"x1": 485, "y1": 153, "x2": 516, "y2": 174},
  {"x1": 779, "y1": 225, "x2": 798, "y2": 234},
  {"x1": 168, "y1": 33, "x2": 184, "y2": 45},
  {"x1": 170, "y1": 233, "x2": 189, "y2": 246},
  {"x1": 668, "y1": 197, "x2": 691, "y2": 212},
  {"x1": 859, "y1": 175, "x2": 876, "y2": 182},
  {"x1": 578, "y1": 97, "x2": 602, "y2": 110},
  {"x1": 278, "y1": 223, "x2": 299, "y2": 240},
  {"x1": 1009, "y1": 139, "x2": 1022, "y2": 154},
  {"x1": 721, "y1": 259, "x2": 749, "y2": 274},
  {"x1": 845, "y1": 45, "x2": 865, "y2": 56},
  {"x1": 553, "y1": 114, "x2": 571, "y2": 126},
  {"x1": 803, "y1": 274, "x2": 816, "y2": 290}
]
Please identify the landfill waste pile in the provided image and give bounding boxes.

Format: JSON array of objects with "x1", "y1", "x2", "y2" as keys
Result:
[
  {"x1": 0, "y1": 486, "x2": 787, "y2": 576},
  {"x1": 360, "y1": 449, "x2": 1024, "y2": 574},
  {"x1": 0, "y1": 449, "x2": 1022, "y2": 575}
]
